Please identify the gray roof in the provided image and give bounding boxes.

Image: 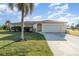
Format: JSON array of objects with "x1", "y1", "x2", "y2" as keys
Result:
[
  {"x1": 11, "y1": 20, "x2": 66, "y2": 25},
  {"x1": 11, "y1": 21, "x2": 34, "y2": 25}
]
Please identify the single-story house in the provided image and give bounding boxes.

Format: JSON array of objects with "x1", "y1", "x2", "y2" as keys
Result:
[{"x1": 11, "y1": 20, "x2": 66, "y2": 33}]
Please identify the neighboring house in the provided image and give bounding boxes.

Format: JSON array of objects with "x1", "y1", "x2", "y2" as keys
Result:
[{"x1": 11, "y1": 20, "x2": 66, "y2": 33}]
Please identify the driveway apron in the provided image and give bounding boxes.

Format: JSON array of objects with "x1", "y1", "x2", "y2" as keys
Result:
[{"x1": 43, "y1": 33, "x2": 79, "y2": 56}]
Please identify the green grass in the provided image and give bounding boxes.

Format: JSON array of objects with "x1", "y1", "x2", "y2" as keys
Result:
[
  {"x1": 67, "y1": 29, "x2": 79, "y2": 36},
  {"x1": 0, "y1": 30, "x2": 53, "y2": 56}
]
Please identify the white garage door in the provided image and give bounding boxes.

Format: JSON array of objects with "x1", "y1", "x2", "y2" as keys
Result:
[{"x1": 42, "y1": 24, "x2": 65, "y2": 32}]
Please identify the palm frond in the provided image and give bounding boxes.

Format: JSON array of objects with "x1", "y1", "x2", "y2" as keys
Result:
[
  {"x1": 8, "y1": 3, "x2": 34, "y2": 16},
  {"x1": 8, "y1": 3, "x2": 14, "y2": 10},
  {"x1": 29, "y1": 3, "x2": 34, "y2": 14},
  {"x1": 23, "y1": 3, "x2": 29, "y2": 16},
  {"x1": 16, "y1": 3, "x2": 24, "y2": 11}
]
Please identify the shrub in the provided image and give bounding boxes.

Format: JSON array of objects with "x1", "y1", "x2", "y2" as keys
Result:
[
  {"x1": 65, "y1": 30, "x2": 69, "y2": 34},
  {"x1": 11, "y1": 26, "x2": 21, "y2": 32},
  {"x1": 11, "y1": 26, "x2": 33, "y2": 32},
  {"x1": 71, "y1": 26, "x2": 75, "y2": 30},
  {"x1": 1, "y1": 25, "x2": 8, "y2": 30},
  {"x1": 0, "y1": 27, "x2": 3, "y2": 30}
]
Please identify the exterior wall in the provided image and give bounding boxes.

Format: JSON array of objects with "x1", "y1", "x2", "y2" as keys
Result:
[
  {"x1": 41, "y1": 23, "x2": 66, "y2": 32},
  {"x1": 33, "y1": 23, "x2": 66, "y2": 33}
]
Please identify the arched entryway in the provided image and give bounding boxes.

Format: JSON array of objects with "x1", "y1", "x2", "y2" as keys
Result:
[{"x1": 37, "y1": 23, "x2": 42, "y2": 32}]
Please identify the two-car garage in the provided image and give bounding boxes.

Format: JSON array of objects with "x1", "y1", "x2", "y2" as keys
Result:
[{"x1": 42, "y1": 23, "x2": 66, "y2": 32}]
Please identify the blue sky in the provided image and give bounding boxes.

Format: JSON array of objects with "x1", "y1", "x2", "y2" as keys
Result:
[{"x1": 0, "y1": 3, "x2": 79, "y2": 26}]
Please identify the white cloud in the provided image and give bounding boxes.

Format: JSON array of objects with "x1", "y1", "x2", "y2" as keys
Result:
[
  {"x1": 48, "y1": 11, "x2": 52, "y2": 14},
  {"x1": 48, "y1": 4, "x2": 68, "y2": 17},
  {"x1": 25, "y1": 17, "x2": 29, "y2": 19},
  {"x1": 6, "y1": 8, "x2": 13, "y2": 14},
  {"x1": 34, "y1": 3, "x2": 40, "y2": 7},
  {"x1": 33, "y1": 16, "x2": 42, "y2": 19},
  {"x1": 6, "y1": 6, "x2": 19, "y2": 14},
  {"x1": 73, "y1": 17, "x2": 79, "y2": 19},
  {"x1": 24, "y1": 17, "x2": 30, "y2": 21},
  {"x1": 0, "y1": 4, "x2": 18, "y2": 15},
  {"x1": 0, "y1": 4, "x2": 8, "y2": 14},
  {"x1": 54, "y1": 4, "x2": 69, "y2": 15},
  {"x1": 55, "y1": 4, "x2": 69, "y2": 12},
  {"x1": 65, "y1": 13, "x2": 71, "y2": 17},
  {"x1": 64, "y1": 13, "x2": 78, "y2": 19},
  {"x1": 48, "y1": 3, "x2": 79, "y2": 25},
  {"x1": 57, "y1": 16, "x2": 78, "y2": 26},
  {"x1": 48, "y1": 4, "x2": 69, "y2": 19},
  {"x1": 57, "y1": 13, "x2": 79, "y2": 25},
  {"x1": 58, "y1": 17, "x2": 68, "y2": 22},
  {"x1": 0, "y1": 4, "x2": 8, "y2": 11},
  {"x1": 48, "y1": 12, "x2": 59, "y2": 19},
  {"x1": 48, "y1": 3, "x2": 61, "y2": 9}
]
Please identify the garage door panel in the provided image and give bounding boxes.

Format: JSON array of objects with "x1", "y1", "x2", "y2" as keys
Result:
[{"x1": 42, "y1": 24, "x2": 65, "y2": 32}]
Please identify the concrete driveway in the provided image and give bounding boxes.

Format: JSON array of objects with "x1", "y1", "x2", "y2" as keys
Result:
[{"x1": 43, "y1": 33, "x2": 79, "y2": 56}]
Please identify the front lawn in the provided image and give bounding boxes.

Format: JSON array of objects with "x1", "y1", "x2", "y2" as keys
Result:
[
  {"x1": 66, "y1": 29, "x2": 79, "y2": 36},
  {"x1": 0, "y1": 30, "x2": 53, "y2": 56}
]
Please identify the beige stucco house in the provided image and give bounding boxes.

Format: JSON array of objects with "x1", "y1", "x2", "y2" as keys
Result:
[{"x1": 11, "y1": 20, "x2": 66, "y2": 33}]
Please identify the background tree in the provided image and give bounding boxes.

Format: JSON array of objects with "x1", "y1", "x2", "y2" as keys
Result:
[
  {"x1": 8, "y1": 3, "x2": 34, "y2": 41},
  {"x1": 5, "y1": 20, "x2": 11, "y2": 31},
  {"x1": 71, "y1": 23, "x2": 75, "y2": 30},
  {"x1": 75, "y1": 23, "x2": 79, "y2": 29}
]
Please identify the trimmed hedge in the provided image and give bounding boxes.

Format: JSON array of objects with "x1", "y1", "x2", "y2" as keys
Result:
[{"x1": 0, "y1": 25, "x2": 9, "y2": 30}]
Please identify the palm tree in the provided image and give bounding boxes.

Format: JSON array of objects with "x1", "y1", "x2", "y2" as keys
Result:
[{"x1": 8, "y1": 3, "x2": 34, "y2": 41}]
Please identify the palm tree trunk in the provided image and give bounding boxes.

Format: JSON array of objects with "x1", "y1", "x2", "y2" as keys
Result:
[{"x1": 21, "y1": 11, "x2": 24, "y2": 41}]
